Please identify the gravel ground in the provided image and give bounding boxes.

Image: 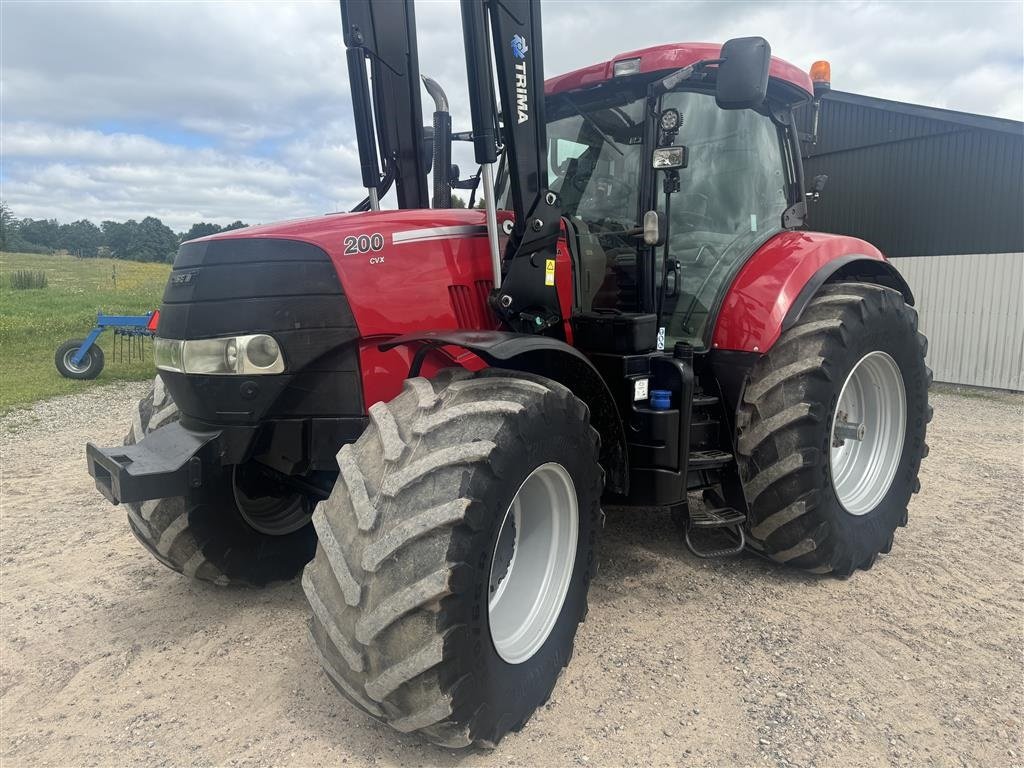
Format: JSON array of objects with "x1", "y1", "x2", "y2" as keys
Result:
[{"x1": 1, "y1": 381, "x2": 1022, "y2": 767}]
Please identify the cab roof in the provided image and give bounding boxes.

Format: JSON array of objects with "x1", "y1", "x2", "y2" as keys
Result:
[{"x1": 544, "y1": 42, "x2": 814, "y2": 100}]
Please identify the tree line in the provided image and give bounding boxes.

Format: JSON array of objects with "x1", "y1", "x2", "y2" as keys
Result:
[{"x1": 0, "y1": 202, "x2": 249, "y2": 263}]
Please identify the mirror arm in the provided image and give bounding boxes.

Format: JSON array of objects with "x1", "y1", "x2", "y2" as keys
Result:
[
  {"x1": 652, "y1": 59, "x2": 721, "y2": 95},
  {"x1": 809, "y1": 97, "x2": 823, "y2": 145}
]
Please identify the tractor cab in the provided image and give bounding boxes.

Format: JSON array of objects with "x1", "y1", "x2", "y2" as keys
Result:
[{"x1": 541, "y1": 42, "x2": 814, "y2": 351}]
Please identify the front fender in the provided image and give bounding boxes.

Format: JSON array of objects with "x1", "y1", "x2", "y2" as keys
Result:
[
  {"x1": 381, "y1": 330, "x2": 628, "y2": 494},
  {"x1": 711, "y1": 231, "x2": 912, "y2": 353}
]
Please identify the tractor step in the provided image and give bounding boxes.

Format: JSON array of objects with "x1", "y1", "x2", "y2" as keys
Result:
[
  {"x1": 688, "y1": 504, "x2": 746, "y2": 528},
  {"x1": 684, "y1": 489, "x2": 746, "y2": 558},
  {"x1": 688, "y1": 448, "x2": 734, "y2": 470}
]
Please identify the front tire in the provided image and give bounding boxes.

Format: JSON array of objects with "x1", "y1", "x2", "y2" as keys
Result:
[
  {"x1": 302, "y1": 368, "x2": 603, "y2": 747},
  {"x1": 124, "y1": 376, "x2": 317, "y2": 586},
  {"x1": 736, "y1": 283, "x2": 931, "y2": 576}
]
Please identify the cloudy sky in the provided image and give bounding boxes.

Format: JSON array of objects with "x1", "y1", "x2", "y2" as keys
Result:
[{"x1": 2, "y1": 0, "x2": 1022, "y2": 231}]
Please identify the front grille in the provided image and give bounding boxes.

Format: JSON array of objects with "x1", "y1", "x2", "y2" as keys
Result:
[{"x1": 158, "y1": 237, "x2": 362, "y2": 424}]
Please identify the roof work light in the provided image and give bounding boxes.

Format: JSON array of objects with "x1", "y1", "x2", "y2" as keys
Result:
[{"x1": 613, "y1": 57, "x2": 641, "y2": 77}]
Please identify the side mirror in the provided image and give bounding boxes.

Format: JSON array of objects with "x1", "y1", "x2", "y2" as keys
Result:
[
  {"x1": 715, "y1": 36, "x2": 771, "y2": 110},
  {"x1": 643, "y1": 210, "x2": 666, "y2": 246},
  {"x1": 806, "y1": 173, "x2": 828, "y2": 202}
]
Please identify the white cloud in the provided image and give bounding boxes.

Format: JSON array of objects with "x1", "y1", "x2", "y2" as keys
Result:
[
  {"x1": 1, "y1": 0, "x2": 1020, "y2": 230},
  {"x1": 4, "y1": 123, "x2": 176, "y2": 161},
  {"x1": 2, "y1": 123, "x2": 365, "y2": 230},
  {"x1": 1, "y1": 0, "x2": 348, "y2": 134}
]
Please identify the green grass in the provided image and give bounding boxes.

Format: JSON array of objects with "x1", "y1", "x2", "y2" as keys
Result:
[{"x1": 0, "y1": 252, "x2": 170, "y2": 413}]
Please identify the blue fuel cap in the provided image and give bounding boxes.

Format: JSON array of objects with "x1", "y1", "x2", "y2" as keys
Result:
[{"x1": 650, "y1": 389, "x2": 672, "y2": 410}]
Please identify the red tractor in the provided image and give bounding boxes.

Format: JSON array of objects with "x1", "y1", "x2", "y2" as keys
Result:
[{"x1": 87, "y1": 0, "x2": 931, "y2": 748}]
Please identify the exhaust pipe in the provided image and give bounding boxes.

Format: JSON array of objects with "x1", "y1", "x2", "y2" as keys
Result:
[
  {"x1": 422, "y1": 72, "x2": 500, "y2": 287},
  {"x1": 422, "y1": 76, "x2": 452, "y2": 209}
]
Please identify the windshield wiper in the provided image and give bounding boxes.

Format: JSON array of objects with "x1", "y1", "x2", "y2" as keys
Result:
[{"x1": 563, "y1": 96, "x2": 623, "y2": 157}]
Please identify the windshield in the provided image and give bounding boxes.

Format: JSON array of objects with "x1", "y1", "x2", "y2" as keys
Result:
[
  {"x1": 544, "y1": 86, "x2": 791, "y2": 337},
  {"x1": 657, "y1": 91, "x2": 789, "y2": 347},
  {"x1": 547, "y1": 92, "x2": 646, "y2": 312}
]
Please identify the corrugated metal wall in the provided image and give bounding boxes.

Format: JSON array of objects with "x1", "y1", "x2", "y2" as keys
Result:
[
  {"x1": 796, "y1": 93, "x2": 1024, "y2": 258},
  {"x1": 794, "y1": 92, "x2": 1024, "y2": 389},
  {"x1": 891, "y1": 253, "x2": 1024, "y2": 390}
]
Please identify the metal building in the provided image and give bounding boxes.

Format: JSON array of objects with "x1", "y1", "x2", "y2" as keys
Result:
[{"x1": 797, "y1": 91, "x2": 1024, "y2": 390}]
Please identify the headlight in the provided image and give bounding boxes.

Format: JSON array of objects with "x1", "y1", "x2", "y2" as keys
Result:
[
  {"x1": 652, "y1": 146, "x2": 688, "y2": 170},
  {"x1": 154, "y1": 338, "x2": 184, "y2": 372},
  {"x1": 244, "y1": 335, "x2": 280, "y2": 368},
  {"x1": 155, "y1": 334, "x2": 284, "y2": 375},
  {"x1": 182, "y1": 338, "x2": 229, "y2": 374}
]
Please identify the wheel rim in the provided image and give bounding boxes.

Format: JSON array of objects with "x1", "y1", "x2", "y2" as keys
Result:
[
  {"x1": 488, "y1": 462, "x2": 578, "y2": 665},
  {"x1": 63, "y1": 348, "x2": 90, "y2": 374},
  {"x1": 829, "y1": 351, "x2": 907, "y2": 515}
]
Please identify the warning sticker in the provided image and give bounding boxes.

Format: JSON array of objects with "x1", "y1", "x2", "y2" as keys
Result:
[
  {"x1": 545, "y1": 258, "x2": 556, "y2": 286},
  {"x1": 634, "y1": 378, "x2": 649, "y2": 401}
]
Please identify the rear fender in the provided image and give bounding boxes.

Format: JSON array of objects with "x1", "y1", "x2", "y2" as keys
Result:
[
  {"x1": 782, "y1": 255, "x2": 913, "y2": 333},
  {"x1": 711, "y1": 231, "x2": 912, "y2": 353},
  {"x1": 380, "y1": 330, "x2": 628, "y2": 494}
]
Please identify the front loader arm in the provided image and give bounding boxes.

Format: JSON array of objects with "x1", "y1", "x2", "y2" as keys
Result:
[
  {"x1": 341, "y1": 0, "x2": 566, "y2": 332},
  {"x1": 461, "y1": 0, "x2": 565, "y2": 333},
  {"x1": 340, "y1": 0, "x2": 430, "y2": 209}
]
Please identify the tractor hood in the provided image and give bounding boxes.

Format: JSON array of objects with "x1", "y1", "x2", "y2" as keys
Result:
[
  {"x1": 190, "y1": 209, "x2": 502, "y2": 339},
  {"x1": 171, "y1": 207, "x2": 580, "y2": 409}
]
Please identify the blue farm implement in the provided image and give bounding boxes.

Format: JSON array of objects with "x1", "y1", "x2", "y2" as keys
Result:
[{"x1": 55, "y1": 311, "x2": 159, "y2": 380}]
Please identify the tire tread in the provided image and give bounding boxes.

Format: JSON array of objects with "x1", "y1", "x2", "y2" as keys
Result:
[
  {"x1": 737, "y1": 283, "x2": 930, "y2": 575},
  {"x1": 302, "y1": 369, "x2": 601, "y2": 747}
]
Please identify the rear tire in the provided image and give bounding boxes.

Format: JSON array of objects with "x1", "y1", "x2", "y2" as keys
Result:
[
  {"x1": 124, "y1": 376, "x2": 316, "y2": 586},
  {"x1": 302, "y1": 368, "x2": 603, "y2": 747},
  {"x1": 55, "y1": 338, "x2": 104, "y2": 379},
  {"x1": 736, "y1": 283, "x2": 931, "y2": 576}
]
